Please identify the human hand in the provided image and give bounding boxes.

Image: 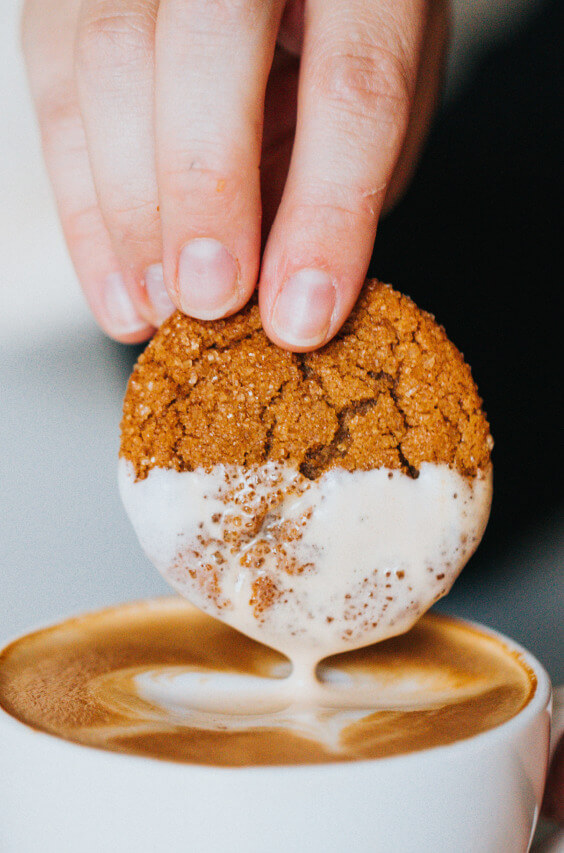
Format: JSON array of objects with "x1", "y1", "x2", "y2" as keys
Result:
[{"x1": 22, "y1": 0, "x2": 448, "y2": 350}]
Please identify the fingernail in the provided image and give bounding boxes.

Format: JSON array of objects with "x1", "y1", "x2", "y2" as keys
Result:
[
  {"x1": 272, "y1": 268, "x2": 336, "y2": 347},
  {"x1": 103, "y1": 272, "x2": 148, "y2": 334},
  {"x1": 177, "y1": 238, "x2": 239, "y2": 320},
  {"x1": 145, "y1": 263, "x2": 176, "y2": 324}
]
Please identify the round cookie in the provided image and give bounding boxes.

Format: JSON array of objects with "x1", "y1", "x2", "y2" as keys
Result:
[
  {"x1": 119, "y1": 280, "x2": 493, "y2": 663},
  {"x1": 121, "y1": 281, "x2": 491, "y2": 480}
]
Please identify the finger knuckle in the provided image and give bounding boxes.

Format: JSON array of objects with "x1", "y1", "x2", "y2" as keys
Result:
[
  {"x1": 290, "y1": 178, "x2": 376, "y2": 231},
  {"x1": 179, "y1": 0, "x2": 262, "y2": 32},
  {"x1": 105, "y1": 198, "x2": 161, "y2": 249},
  {"x1": 77, "y1": 6, "x2": 154, "y2": 80},
  {"x1": 160, "y1": 146, "x2": 239, "y2": 207},
  {"x1": 63, "y1": 203, "x2": 104, "y2": 249},
  {"x1": 314, "y1": 42, "x2": 412, "y2": 126},
  {"x1": 36, "y1": 81, "x2": 85, "y2": 158},
  {"x1": 35, "y1": 79, "x2": 75, "y2": 125}
]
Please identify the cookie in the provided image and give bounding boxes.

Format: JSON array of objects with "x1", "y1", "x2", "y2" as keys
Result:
[
  {"x1": 121, "y1": 280, "x2": 491, "y2": 480},
  {"x1": 119, "y1": 281, "x2": 493, "y2": 660}
]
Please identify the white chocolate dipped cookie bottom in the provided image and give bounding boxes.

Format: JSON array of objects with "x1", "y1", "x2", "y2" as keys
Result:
[{"x1": 119, "y1": 460, "x2": 492, "y2": 675}]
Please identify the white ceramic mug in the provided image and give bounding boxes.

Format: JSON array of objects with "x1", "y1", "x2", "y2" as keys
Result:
[{"x1": 0, "y1": 616, "x2": 554, "y2": 853}]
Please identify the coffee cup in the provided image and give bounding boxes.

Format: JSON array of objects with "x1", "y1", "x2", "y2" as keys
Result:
[{"x1": 0, "y1": 599, "x2": 553, "y2": 853}]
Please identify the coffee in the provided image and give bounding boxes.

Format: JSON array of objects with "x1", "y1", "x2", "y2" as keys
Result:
[{"x1": 0, "y1": 598, "x2": 535, "y2": 767}]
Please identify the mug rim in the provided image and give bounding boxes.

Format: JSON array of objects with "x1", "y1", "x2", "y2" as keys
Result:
[{"x1": 0, "y1": 598, "x2": 552, "y2": 776}]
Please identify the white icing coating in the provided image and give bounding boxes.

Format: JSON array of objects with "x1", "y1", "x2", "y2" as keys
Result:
[{"x1": 119, "y1": 460, "x2": 492, "y2": 677}]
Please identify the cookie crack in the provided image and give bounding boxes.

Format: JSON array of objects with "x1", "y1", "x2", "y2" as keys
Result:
[
  {"x1": 384, "y1": 376, "x2": 421, "y2": 480},
  {"x1": 295, "y1": 354, "x2": 323, "y2": 388},
  {"x1": 261, "y1": 379, "x2": 292, "y2": 460},
  {"x1": 206, "y1": 329, "x2": 260, "y2": 354},
  {"x1": 299, "y1": 397, "x2": 381, "y2": 479}
]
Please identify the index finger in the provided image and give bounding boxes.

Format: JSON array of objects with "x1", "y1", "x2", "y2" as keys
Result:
[{"x1": 259, "y1": 0, "x2": 427, "y2": 351}]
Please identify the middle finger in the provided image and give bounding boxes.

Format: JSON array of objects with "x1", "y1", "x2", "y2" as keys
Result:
[{"x1": 155, "y1": 0, "x2": 286, "y2": 320}]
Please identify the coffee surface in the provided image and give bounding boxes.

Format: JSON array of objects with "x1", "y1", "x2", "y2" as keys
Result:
[{"x1": 0, "y1": 599, "x2": 535, "y2": 767}]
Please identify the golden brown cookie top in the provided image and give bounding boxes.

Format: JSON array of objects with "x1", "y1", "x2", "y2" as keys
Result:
[{"x1": 120, "y1": 280, "x2": 492, "y2": 481}]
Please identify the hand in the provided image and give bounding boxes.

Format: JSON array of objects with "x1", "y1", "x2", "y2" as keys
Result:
[{"x1": 22, "y1": 0, "x2": 448, "y2": 350}]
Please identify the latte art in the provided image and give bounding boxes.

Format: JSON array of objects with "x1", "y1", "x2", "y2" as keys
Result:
[{"x1": 0, "y1": 599, "x2": 535, "y2": 767}]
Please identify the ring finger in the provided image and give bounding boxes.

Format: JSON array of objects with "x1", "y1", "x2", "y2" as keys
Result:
[{"x1": 22, "y1": 0, "x2": 154, "y2": 340}]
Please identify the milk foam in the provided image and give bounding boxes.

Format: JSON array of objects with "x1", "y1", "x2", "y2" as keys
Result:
[
  {"x1": 92, "y1": 662, "x2": 476, "y2": 755},
  {"x1": 119, "y1": 460, "x2": 492, "y2": 679},
  {"x1": 0, "y1": 600, "x2": 534, "y2": 766},
  {"x1": 89, "y1": 634, "x2": 506, "y2": 756}
]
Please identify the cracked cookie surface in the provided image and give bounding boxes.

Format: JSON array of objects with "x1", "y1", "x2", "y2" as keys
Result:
[{"x1": 120, "y1": 280, "x2": 492, "y2": 480}]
